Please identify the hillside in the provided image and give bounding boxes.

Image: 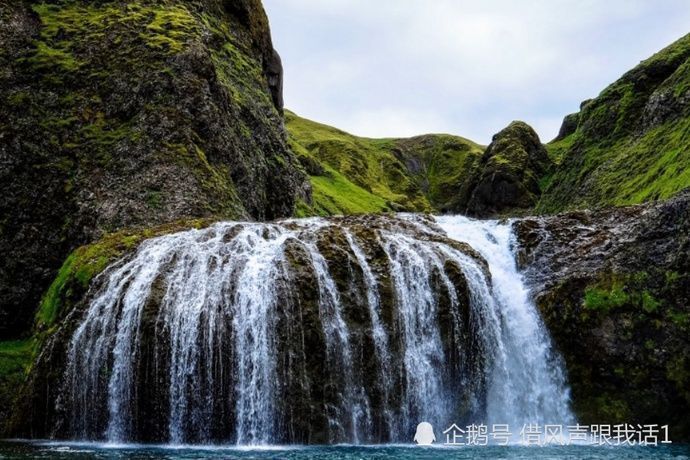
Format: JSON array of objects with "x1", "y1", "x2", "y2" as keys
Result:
[
  {"x1": 539, "y1": 33, "x2": 690, "y2": 212},
  {"x1": 286, "y1": 111, "x2": 484, "y2": 216}
]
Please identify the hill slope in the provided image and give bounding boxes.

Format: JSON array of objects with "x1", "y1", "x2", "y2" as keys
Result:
[
  {"x1": 539, "y1": 33, "x2": 690, "y2": 212},
  {"x1": 286, "y1": 111, "x2": 484, "y2": 216}
]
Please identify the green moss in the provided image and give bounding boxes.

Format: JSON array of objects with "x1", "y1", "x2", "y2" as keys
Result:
[
  {"x1": 141, "y1": 5, "x2": 198, "y2": 53},
  {"x1": 0, "y1": 340, "x2": 33, "y2": 380},
  {"x1": 205, "y1": 11, "x2": 273, "y2": 109},
  {"x1": 293, "y1": 199, "x2": 313, "y2": 218},
  {"x1": 667, "y1": 311, "x2": 690, "y2": 328},
  {"x1": 16, "y1": 2, "x2": 210, "y2": 167},
  {"x1": 165, "y1": 143, "x2": 245, "y2": 217},
  {"x1": 582, "y1": 273, "x2": 667, "y2": 317},
  {"x1": 31, "y1": 2, "x2": 198, "y2": 58},
  {"x1": 146, "y1": 190, "x2": 163, "y2": 209},
  {"x1": 0, "y1": 340, "x2": 34, "y2": 427},
  {"x1": 539, "y1": 33, "x2": 690, "y2": 213},
  {"x1": 545, "y1": 132, "x2": 576, "y2": 164},
  {"x1": 641, "y1": 291, "x2": 661, "y2": 313},
  {"x1": 310, "y1": 167, "x2": 391, "y2": 216},
  {"x1": 584, "y1": 283, "x2": 629, "y2": 313},
  {"x1": 23, "y1": 41, "x2": 81, "y2": 72}
]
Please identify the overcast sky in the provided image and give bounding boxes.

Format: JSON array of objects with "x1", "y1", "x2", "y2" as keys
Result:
[{"x1": 263, "y1": 0, "x2": 690, "y2": 144}]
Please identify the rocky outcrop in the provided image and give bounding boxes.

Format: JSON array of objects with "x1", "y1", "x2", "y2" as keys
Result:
[
  {"x1": 552, "y1": 112, "x2": 579, "y2": 142},
  {"x1": 0, "y1": 0, "x2": 308, "y2": 338},
  {"x1": 514, "y1": 192, "x2": 690, "y2": 440},
  {"x1": 460, "y1": 121, "x2": 552, "y2": 217}
]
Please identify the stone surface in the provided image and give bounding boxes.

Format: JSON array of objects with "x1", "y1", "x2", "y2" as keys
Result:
[{"x1": 514, "y1": 191, "x2": 690, "y2": 440}]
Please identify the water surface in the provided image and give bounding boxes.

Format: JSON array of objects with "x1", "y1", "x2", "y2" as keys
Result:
[{"x1": 1, "y1": 441, "x2": 688, "y2": 459}]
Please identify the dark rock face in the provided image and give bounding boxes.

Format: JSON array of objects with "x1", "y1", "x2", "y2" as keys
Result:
[
  {"x1": 0, "y1": 0, "x2": 307, "y2": 339},
  {"x1": 514, "y1": 192, "x2": 690, "y2": 440},
  {"x1": 460, "y1": 121, "x2": 552, "y2": 217},
  {"x1": 552, "y1": 112, "x2": 579, "y2": 142}
]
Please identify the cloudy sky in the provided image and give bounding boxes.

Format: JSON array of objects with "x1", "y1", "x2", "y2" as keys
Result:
[{"x1": 262, "y1": 0, "x2": 690, "y2": 144}]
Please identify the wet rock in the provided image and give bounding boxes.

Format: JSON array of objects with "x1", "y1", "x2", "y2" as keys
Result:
[{"x1": 514, "y1": 191, "x2": 690, "y2": 440}]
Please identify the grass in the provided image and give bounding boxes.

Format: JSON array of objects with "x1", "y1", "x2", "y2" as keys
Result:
[
  {"x1": 0, "y1": 340, "x2": 34, "y2": 425},
  {"x1": 310, "y1": 167, "x2": 391, "y2": 216},
  {"x1": 286, "y1": 111, "x2": 483, "y2": 216},
  {"x1": 540, "y1": 116, "x2": 690, "y2": 212}
]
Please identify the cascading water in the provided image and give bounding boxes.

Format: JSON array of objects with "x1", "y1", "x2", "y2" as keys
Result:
[
  {"x1": 59, "y1": 214, "x2": 572, "y2": 445},
  {"x1": 436, "y1": 216, "x2": 574, "y2": 432}
]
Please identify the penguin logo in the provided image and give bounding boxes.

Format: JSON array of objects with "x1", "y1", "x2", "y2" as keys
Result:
[{"x1": 414, "y1": 421, "x2": 436, "y2": 445}]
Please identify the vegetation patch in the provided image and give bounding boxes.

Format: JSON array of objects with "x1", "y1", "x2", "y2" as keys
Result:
[
  {"x1": 286, "y1": 111, "x2": 483, "y2": 216},
  {"x1": 582, "y1": 272, "x2": 665, "y2": 316},
  {"x1": 539, "y1": 33, "x2": 690, "y2": 213},
  {"x1": 0, "y1": 340, "x2": 34, "y2": 430}
]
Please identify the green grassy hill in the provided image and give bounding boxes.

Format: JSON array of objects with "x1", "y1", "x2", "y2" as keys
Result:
[
  {"x1": 290, "y1": 33, "x2": 690, "y2": 218},
  {"x1": 539, "y1": 33, "x2": 690, "y2": 212},
  {"x1": 286, "y1": 111, "x2": 484, "y2": 216}
]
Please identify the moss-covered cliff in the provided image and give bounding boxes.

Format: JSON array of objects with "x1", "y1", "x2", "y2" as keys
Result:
[
  {"x1": 539, "y1": 33, "x2": 690, "y2": 213},
  {"x1": 0, "y1": 0, "x2": 307, "y2": 338},
  {"x1": 286, "y1": 111, "x2": 484, "y2": 216}
]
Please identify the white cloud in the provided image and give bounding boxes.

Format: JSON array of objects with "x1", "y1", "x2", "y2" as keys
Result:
[
  {"x1": 264, "y1": 0, "x2": 690, "y2": 143},
  {"x1": 335, "y1": 107, "x2": 456, "y2": 139}
]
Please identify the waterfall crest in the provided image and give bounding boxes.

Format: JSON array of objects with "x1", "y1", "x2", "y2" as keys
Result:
[{"x1": 59, "y1": 214, "x2": 572, "y2": 444}]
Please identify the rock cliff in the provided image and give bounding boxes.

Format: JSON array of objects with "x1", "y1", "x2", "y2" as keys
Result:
[
  {"x1": 461, "y1": 121, "x2": 552, "y2": 217},
  {"x1": 0, "y1": 0, "x2": 307, "y2": 338}
]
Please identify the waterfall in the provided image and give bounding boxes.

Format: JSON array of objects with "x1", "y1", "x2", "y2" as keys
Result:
[
  {"x1": 60, "y1": 215, "x2": 572, "y2": 445},
  {"x1": 436, "y1": 216, "x2": 574, "y2": 431}
]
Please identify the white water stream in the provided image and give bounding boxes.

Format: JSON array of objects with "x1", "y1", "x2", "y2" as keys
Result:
[{"x1": 62, "y1": 215, "x2": 573, "y2": 444}]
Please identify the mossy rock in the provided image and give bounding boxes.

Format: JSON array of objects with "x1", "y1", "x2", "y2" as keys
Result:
[{"x1": 460, "y1": 121, "x2": 552, "y2": 217}]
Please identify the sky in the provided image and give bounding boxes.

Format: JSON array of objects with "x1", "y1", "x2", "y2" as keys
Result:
[{"x1": 262, "y1": 0, "x2": 690, "y2": 144}]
